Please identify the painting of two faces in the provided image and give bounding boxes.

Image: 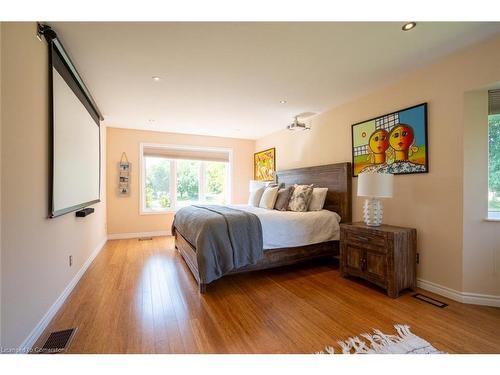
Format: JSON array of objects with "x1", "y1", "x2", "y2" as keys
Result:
[{"x1": 351, "y1": 103, "x2": 428, "y2": 176}]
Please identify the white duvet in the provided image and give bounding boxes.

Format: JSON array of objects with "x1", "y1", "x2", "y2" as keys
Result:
[{"x1": 228, "y1": 204, "x2": 341, "y2": 250}]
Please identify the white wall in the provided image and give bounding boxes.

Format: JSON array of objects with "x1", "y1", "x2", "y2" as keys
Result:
[
  {"x1": 1, "y1": 23, "x2": 107, "y2": 349},
  {"x1": 463, "y1": 90, "x2": 500, "y2": 299}
]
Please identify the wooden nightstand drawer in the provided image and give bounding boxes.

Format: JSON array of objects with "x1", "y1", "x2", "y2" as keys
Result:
[{"x1": 343, "y1": 228, "x2": 387, "y2": 250}]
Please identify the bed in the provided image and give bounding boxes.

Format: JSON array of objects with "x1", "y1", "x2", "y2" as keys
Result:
[{"x1": 173, "y1": 162, "x2": 352, "y2": 292}]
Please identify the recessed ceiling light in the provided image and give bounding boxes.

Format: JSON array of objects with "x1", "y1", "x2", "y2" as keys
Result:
[
  {"x1": 152, "y1": 76, "x2": 161, "y2": 81},
  {"x1": 280, "y1": 100, "x2": 287, "y2": 104},
  {"x1": 402, "y1": 22, "x2": 417, "y2": 31}
]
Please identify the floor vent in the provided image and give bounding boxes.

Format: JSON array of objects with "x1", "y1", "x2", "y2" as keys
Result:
[
  {"x1": 39, "y1": 328, "x2": 77, "y2": 354},
  {"x1": 412, "y1": 293, "x2": 448, "y2": 308},
  {"x1": 138, "y1": 237, "x2": 153, "y2": 241}
]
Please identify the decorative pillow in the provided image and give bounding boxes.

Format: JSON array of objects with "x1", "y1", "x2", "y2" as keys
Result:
[
  {"x1": 248, "y1": 187, "x2": 265, "y2": 206},
  {"x1": 266, "y1": 182, "x2": 284, "y2": 189},
  {"x1": 308, "y1": 188, "x2": 328, "y2": 211},
  {"x1": 259, "y1": 186, "x2": 279, "y2": 209},
  {"x1": 274, "y1": 186, "x2": 294, "y2": 211},
  {"x1": 287, "y1": 184, "x2": 314, "y2": 212},
  {"x1": 249, "y1": 180, "x2": 267, "y2": 192},
  {"x1": 250, "y1": 181, "x2": 283, "y2": 192}
]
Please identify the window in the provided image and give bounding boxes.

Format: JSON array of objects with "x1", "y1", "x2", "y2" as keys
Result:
[
  {"x1": 488, "y1": 114, "x2": 500, "y2": 220},
  {"x1": 488, "y1": 90, "x2": 500, "y2": 220},
  {"x1": 141, "y1": 144, "x2": 231, "y2": 213}
]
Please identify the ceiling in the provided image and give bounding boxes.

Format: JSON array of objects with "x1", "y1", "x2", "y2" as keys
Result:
[{"x1": 49, "y1": 22, "x2": 500, "y2": 140}]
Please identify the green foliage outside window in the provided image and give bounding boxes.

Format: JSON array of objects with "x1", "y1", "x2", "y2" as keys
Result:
[
  {"x1": 144, "y1": 157, "x2": 227, "y2": 209},
  {"x1": 176, "y1": 160, "x2": 200, "y2": 201},
  {"x1": 489, "y1": 115, "x2": 500, "y2": 212},
  {"x1": 145, "y1": 157, "x2": 170, "y2": 209},
  {"x1": 206, "y1": 162, "x2": 225, "y2": 196}
]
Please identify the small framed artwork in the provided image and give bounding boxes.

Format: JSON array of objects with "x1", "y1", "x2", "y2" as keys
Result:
[
  {"x1": 254, "y1": 147, "x2": 276, "y2": 181},
  {"x1": 351, "y1": 103, "x2": 428, "y2": 176},
  {"x1": 118, "y1": 152, "x2": 131, "y2": 196}
]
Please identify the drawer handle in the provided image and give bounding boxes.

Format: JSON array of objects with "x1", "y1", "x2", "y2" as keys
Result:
[{"x1": 355, "y1": 236, "x2": 369, "y2": 242}]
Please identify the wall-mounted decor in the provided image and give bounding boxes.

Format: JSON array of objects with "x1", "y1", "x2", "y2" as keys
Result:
[
  {"x1": 118, "y1": 152, "x2": 131, "y2": 196},
  {"x1": 351, "y1": 103, "x2": 428, "y2": 176},
  {"x1": 254, "y1": 147, "x2": 276, "y2": 181}
]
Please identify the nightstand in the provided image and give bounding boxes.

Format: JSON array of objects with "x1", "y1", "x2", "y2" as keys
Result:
[{"x1": 339, "y1": 222, "x2": 417, "y2": 298}]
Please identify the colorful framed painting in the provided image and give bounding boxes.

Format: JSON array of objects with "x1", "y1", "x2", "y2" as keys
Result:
[
  {"x1": 351, "y1": 103, "x2": 428, "y2": 177},
  {"x1": 254, "y1": 147, "x2": 276, "y2": 181}
]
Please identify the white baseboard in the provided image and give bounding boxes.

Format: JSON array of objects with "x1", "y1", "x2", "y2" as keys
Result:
[
  {"x1": 107, "y1": 230, "x2": 171, "y2": 240},
  {"x1": 461, "y1": 291, "x2": 500, "y2": 307},
  {"x1": 18, "y1": 237, "x2": 108, "y2": 352},
  {"x1": 417, "y1": 278, "x2": 500, "y2": 307}
]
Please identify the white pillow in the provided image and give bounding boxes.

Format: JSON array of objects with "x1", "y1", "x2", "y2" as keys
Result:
[
  {"x1": 259, "y1": 186, "x2": 279, "y2": 209},
  {"x1": 249, "y1": 180, "x2": 268, "y2": 192},
  {"x1": 248, "y1": 187, "x2": 265, "y2": 206},
  {"x1": 308, "y1": 188, "x2": 328, "y2": 211}
]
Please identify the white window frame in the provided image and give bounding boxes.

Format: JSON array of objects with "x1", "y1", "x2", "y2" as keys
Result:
[{"x1": 139, "y1": 143, "x2": 233, "y2": 215}]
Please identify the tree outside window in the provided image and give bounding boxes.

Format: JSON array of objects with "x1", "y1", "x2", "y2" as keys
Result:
[
  {"x1": 488, "y1": 114, "x2": 500, "y2": 217},
  {"x1": 145, "y1": 157, "x2": 171, "y2": 210},
  {"x1": 206, "y1": 161, "x2": 226, "y2": 204},
  {"x1": 176, "y1": 160, "x2": 200, "y2": 205}
]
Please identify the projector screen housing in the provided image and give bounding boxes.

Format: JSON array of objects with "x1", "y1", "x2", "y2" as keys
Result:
[{"x1": 44, "y1": 26, "x2": 103, "y2": 218}]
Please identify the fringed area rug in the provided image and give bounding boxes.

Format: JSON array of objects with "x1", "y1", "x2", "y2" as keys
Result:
[{"x1": 318, "y1": 324, "x2": 445, "y2": 354}]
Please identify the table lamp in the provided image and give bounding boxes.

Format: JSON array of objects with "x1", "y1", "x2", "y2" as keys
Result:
[{"x1": 357, "y1": 172, "x2": 394, "y2": 226}]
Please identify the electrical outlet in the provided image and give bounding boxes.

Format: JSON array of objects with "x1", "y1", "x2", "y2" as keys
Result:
[
  {"x1": 416, "y1": 253, "x2": 420, "y2": 264},
  {"x1": 69, "y1": 255, "x2": 73, "y2": 267}
]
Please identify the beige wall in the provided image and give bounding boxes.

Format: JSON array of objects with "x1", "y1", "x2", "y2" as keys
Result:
[
  {"x1": 256, "y1": 35, "x2": 500, "y2": 295},
  {"x1": 463, "y1": 90, "x2": 500, "y2": 297},
  {"x1": 106, "y1": 127, "x2": 255, "y2": 235},
  {"x1": 1, "y1": 23, "x2": 107, "y2": 348}
]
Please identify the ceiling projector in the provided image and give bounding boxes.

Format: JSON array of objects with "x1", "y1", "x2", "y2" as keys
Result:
[{"x1": 287, "y1": 115, "x2": 311, "y2": 131}]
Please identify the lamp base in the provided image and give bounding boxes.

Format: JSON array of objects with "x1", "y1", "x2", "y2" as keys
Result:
[{"x1": 363, "y1": 198, "x2": 383, "y2": 226}]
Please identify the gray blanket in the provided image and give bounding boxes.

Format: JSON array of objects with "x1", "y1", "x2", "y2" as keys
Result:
[{"x1": 172, "y1": 205, "x2": 263, "y2": 284}]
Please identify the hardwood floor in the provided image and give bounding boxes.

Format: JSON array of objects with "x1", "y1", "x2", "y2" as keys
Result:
[{"x1": 36, "y1": 236, "x2": 500, "y2": 353}]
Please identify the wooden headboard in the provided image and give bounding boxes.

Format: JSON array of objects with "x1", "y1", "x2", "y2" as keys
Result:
[{"x1": 276, "y1": 162, "x2": 352, "y2": 222}]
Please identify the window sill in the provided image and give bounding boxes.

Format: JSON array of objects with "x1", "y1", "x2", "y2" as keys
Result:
[
  {"x1": 484, "y1": 212, "x2": 500, "y2": 222},
  {"x1": 140, "y1": 209, "x2": 176, "y2": 215},
  {"x1": 140, "y1": 203, "x2": 227, "y2": 215}
]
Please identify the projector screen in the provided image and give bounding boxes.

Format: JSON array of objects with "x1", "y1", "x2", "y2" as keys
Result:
[{"x1": 49, "y1": 37, "x2": 101, "y2": 217}]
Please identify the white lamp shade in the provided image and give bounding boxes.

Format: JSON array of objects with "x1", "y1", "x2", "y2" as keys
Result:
[{"x1": 357, "y1": 173, "x2": 394, "y2": 198}]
